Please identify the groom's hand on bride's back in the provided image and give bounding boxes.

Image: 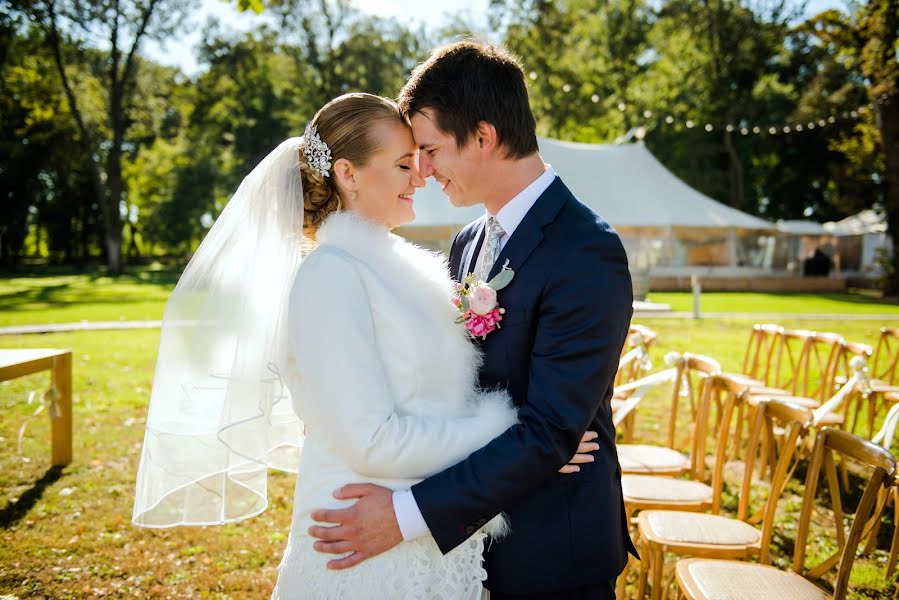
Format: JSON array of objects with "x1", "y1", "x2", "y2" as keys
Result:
[
  {"x1": 559, "y1": 430, "x2": 599, "y2": 474},
  {"x1": 309, "y1": 483, "x2": 402, "y2": 570},
  {"x1": 308, "y1": 431, "x2": 600, "y2": 569}
]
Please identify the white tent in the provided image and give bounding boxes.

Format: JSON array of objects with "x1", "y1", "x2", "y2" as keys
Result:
[
  {"x1": 824, "y1": 209, "x2": 893, "y2": 276},
  {"x1": 397, "y1": 138, "x2": 776, "y2": 277},
  {"x1": 403, "y1": 139, "x2": 772, "y2": 232}
]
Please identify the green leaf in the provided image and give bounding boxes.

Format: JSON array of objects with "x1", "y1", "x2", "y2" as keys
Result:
[{"x1": 487, "y1": 265, "x2": 515, "y2": 291}]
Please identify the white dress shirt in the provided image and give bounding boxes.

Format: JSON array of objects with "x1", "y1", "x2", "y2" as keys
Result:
[{"x1": 392, "y1": 164, "x2": 557, "y2": 541}]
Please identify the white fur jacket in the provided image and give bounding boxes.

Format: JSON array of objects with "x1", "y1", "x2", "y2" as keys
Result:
[{"x1": 282, "y1": 212, "x2": 516, "y2": 529}]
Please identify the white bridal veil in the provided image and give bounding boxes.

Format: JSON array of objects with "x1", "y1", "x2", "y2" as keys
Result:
[{"x1": 133, "y1": 138, "x2": 306, "y2": 527}]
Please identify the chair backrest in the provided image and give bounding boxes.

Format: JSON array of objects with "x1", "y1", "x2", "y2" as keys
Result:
[
  {"x1": 770, "y1": 328, "x2": 815, "y2": 393},
  {"x1": 616, "y1": 324, "x2": 657, "y2": 387},
  {"x1": 872, "y1": 327, "x2": 899, "y2": 386},
  {"x1": 826, "y1": 339, "x2": 873, "y2": 400},
  {"x1": 748, "y1": 399, "x2": 813, "y2": 563},
  {"x1": 795, "y1": 331, "x2": 845, "y2": 401},
  {"x1": 691, "y1": 373, "x2": 752, "y2": 503},
  {"x1": 792, "y1": 428, "x2": 897, "y2": 598},
  {"x1": 665, "y1": 352, "x2": 721, "y2": 450},
  {"x1": 742, "y1": 323, "x2": 784, "y2": 385}
]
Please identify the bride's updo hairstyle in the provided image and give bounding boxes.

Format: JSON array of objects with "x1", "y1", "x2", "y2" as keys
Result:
[{"x1": 299, "y1": 92, "x2": 404, "y2": 237}]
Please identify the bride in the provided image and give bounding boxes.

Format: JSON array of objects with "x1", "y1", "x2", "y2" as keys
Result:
[{"x1": 133, "y1": 92, "x2": 590, "y2": 598}]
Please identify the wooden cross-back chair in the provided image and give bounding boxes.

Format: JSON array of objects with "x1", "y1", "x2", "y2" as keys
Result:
[
  {"x1": 729, "y1": 326, "x2": 831, "y2": 405},
  {"x1": 617, "y1": 353, "x2": 721, "y2": 478},
  {"x1": 614, "y1": 324, "x2": 658, "y2": 442},
  {"x1": 745, "y1": 331, "x2": 855, "y2": 440},
  {"x1": 741, "y1": 323, "x2": 784, "y2": 386},
  {"x1": 674, "y1": 428, "x2": 897, "y2": 600},
  {"x1": 839, "y1": 328, "x2": 899, "y2": 441},
  {"x1": 634, "y1": 398, "x2": 812, "y2": 600},
  {"x1": 872, "y1": 327, "x2": 899, "y2": 390},
  {"x1": 621, "y1": 373, "x2": 752, "y2": 520},
  {"x1": 861, "y1": 400, "x2": 899, "y2": 578}
]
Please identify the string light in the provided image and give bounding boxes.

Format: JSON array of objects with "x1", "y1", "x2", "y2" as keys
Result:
[{"x1": 534, "y1": 73, "x2": 872, "y2": 138}]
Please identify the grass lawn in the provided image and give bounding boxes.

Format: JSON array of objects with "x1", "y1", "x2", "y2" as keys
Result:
[
  {"x1": 648, "y1": 291, "x2": 899, "y2": 314},
  {"x1": 0, "y1": 329, "x2": 293, "y2": 598},
  {"x1": 0, "y1": 267, "x2": 179, "y2": 327},
  {"x1": 0, "y1": 309, "x2": 896, "y2": 597},
  {"x1": 2, "y1": 268, "x2": 899, "y2": 329}
]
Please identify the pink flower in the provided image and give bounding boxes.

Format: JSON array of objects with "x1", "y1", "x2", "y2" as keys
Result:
[
  {"x1": 466, "y1": 314, "x2": 495, "y2": 338},
  {"x1": 451, "y1": 296, "x2": 462, "y2": 308},
  {"x1": 468, "y1": 283, "x2": 498, "y2": 316}
]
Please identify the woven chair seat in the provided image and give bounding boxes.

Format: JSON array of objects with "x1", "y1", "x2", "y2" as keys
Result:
[
  {"x1": 622, "y1": 475, "x2": 712, "y2": 502},
  {"x1": 676, "y1": 558, "x2": 830, "y2": 600},
  {"x1": 640, "y1": 511, "x2": 760, "y2": 546},
  {"x1": 618, "y1": 445, "x2": 690, "y2": 474}
]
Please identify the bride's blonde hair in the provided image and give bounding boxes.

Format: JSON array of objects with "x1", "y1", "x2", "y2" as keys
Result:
[{"x1": 299, "y1": 93, "x2": 405, "y2": 237}]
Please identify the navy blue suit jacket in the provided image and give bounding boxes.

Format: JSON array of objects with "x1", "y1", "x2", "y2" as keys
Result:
[{"x1": 410, "y1": 177, "x2": 637, "y2": 594}]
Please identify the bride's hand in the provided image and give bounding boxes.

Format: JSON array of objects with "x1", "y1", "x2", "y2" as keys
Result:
[{"x1": 559, "y1": 430, "x2": 599, "y2": 474}]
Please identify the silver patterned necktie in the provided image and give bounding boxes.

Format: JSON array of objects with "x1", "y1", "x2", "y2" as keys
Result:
[{"x1": 476, "y1": 216, "x2": 505, "y2": 282}]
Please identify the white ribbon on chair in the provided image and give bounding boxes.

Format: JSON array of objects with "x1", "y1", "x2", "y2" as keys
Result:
[
  {"x1": 873, "y1": 403, "x2": 899, "y2": 449},
  {"x1": 612, "y1": 367, "x2": 679, "y2": 427},
  {"x1": 812, "y1": 356, "x2": 873, "y2": 427}
]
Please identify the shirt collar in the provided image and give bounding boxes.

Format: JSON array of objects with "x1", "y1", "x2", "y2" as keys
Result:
[{"x1": 488, "y1": 165, "x2": 557, "y2": 238}]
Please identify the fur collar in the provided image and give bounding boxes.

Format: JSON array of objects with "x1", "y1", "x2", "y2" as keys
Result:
[{"x1": 314, "y1": 211, "x2": 455, "y2": 306}]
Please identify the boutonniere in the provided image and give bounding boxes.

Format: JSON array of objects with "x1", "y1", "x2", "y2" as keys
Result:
[{"x1": 452, "y1": 260, "x2": 515, "y2": 340}]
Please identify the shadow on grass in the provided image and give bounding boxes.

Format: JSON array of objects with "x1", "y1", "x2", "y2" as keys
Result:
[{"x1": 0, "y1": 465, "x2": 65, "y2": 528}]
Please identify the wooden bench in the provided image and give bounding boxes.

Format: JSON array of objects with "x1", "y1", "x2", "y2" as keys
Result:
[{"x1": 0, "y1": 349, "x2": 72, "y2": 466}]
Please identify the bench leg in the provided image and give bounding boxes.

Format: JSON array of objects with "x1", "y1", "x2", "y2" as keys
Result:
[{"x1": 51, "y1": 353, "x2": 72, "y2": 466}]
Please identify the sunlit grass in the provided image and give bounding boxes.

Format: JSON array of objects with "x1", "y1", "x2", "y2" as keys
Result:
[
  {"x1": 1, "y1": 308, "x2": 895, "y2": 597},
  {"x1": 648, "y1": 291, "x2": 899, "y2": 315},
  {"x1": 0, "y1": 266, "x2": 179, "y2": 326}
]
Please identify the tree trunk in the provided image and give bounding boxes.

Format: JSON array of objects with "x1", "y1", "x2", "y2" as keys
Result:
[
  {"x1": 105, "y1": 142, "x2": 125, "y2": 275},
  {"x1": 724, "y1": 126, "x2": 744, "y2": 210},
  {"x1": 876, "y1": 93, "x2": 899, "y2": 297}
]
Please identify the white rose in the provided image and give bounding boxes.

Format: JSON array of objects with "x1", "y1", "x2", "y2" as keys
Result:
[{"x1": 469, "y1": 284, "x2": 498, "y2": 316}]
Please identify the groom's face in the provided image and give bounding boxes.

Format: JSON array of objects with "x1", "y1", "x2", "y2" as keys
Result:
[{"x1": 409, "y1": 108, "x2": 485, "y2": 208}]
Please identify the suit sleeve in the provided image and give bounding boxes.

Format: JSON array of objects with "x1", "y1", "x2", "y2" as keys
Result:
[
  {"x1": 289, "y1": 250, "x2": 517, "y2": 481},
  {"x1": 410, "y1": 232, "x2": 633, "y2": 553}
]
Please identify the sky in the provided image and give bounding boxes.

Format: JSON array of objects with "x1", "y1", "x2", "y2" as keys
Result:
[{"x1": 141, "y1": 0, "x2": 846, "y2": 77}]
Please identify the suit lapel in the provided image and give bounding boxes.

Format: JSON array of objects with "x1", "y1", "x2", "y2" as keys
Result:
[
  {"x1": 458, "y1": 215, "x2": 487, "y2": 280},
  {"x1": 487, "y1": 177, "x2": 570, "y2": 281}
]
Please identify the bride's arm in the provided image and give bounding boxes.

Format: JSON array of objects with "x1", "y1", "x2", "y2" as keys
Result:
[{"x1": 288, "y1": 249, "x2": 517, "y2": 481}]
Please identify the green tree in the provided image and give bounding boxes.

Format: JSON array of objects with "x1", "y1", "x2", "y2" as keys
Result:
[
  {"x1": 803, "y1": 2, "x2": 899, "y2": 294},
  {"x1": 15, "y1": 0, "x2": 191, "y2": 274},
  {"x1": 1, "y1": 15, "x2": 103, "y2": 266}
]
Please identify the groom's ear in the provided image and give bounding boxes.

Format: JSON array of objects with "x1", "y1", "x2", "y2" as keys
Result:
[{"x1": 475, "y1": 121, "x2": 498, "y2": 157}]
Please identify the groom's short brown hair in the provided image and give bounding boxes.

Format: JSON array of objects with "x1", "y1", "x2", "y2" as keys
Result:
[{"x1": 397, "y1": 41, "x2": 538, "y2": 159}]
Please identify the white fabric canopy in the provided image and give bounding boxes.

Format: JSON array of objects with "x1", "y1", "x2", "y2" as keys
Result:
[
  {"x1": 776, "y1": 219, "x2": 830, "y2": 235},
  {"x1": 825, "y1": 209, "x2": 888, "y2": 235},
  {"x1": 409, "y1": 138, "x2": 774, "y2": 231}
]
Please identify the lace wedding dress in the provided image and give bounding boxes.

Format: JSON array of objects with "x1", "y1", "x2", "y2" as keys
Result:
[{"x1": 271, "y1": 212, "x2": 516, "y2": 599}]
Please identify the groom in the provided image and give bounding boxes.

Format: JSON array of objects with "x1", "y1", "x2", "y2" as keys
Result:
[{"x1": 309, "y1": 41, "x2": 637, "y2": 598}]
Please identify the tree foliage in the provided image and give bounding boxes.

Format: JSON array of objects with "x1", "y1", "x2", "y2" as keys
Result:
[{"x1": 3, "y1": 0, "x2": 895, "y2": 292}]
